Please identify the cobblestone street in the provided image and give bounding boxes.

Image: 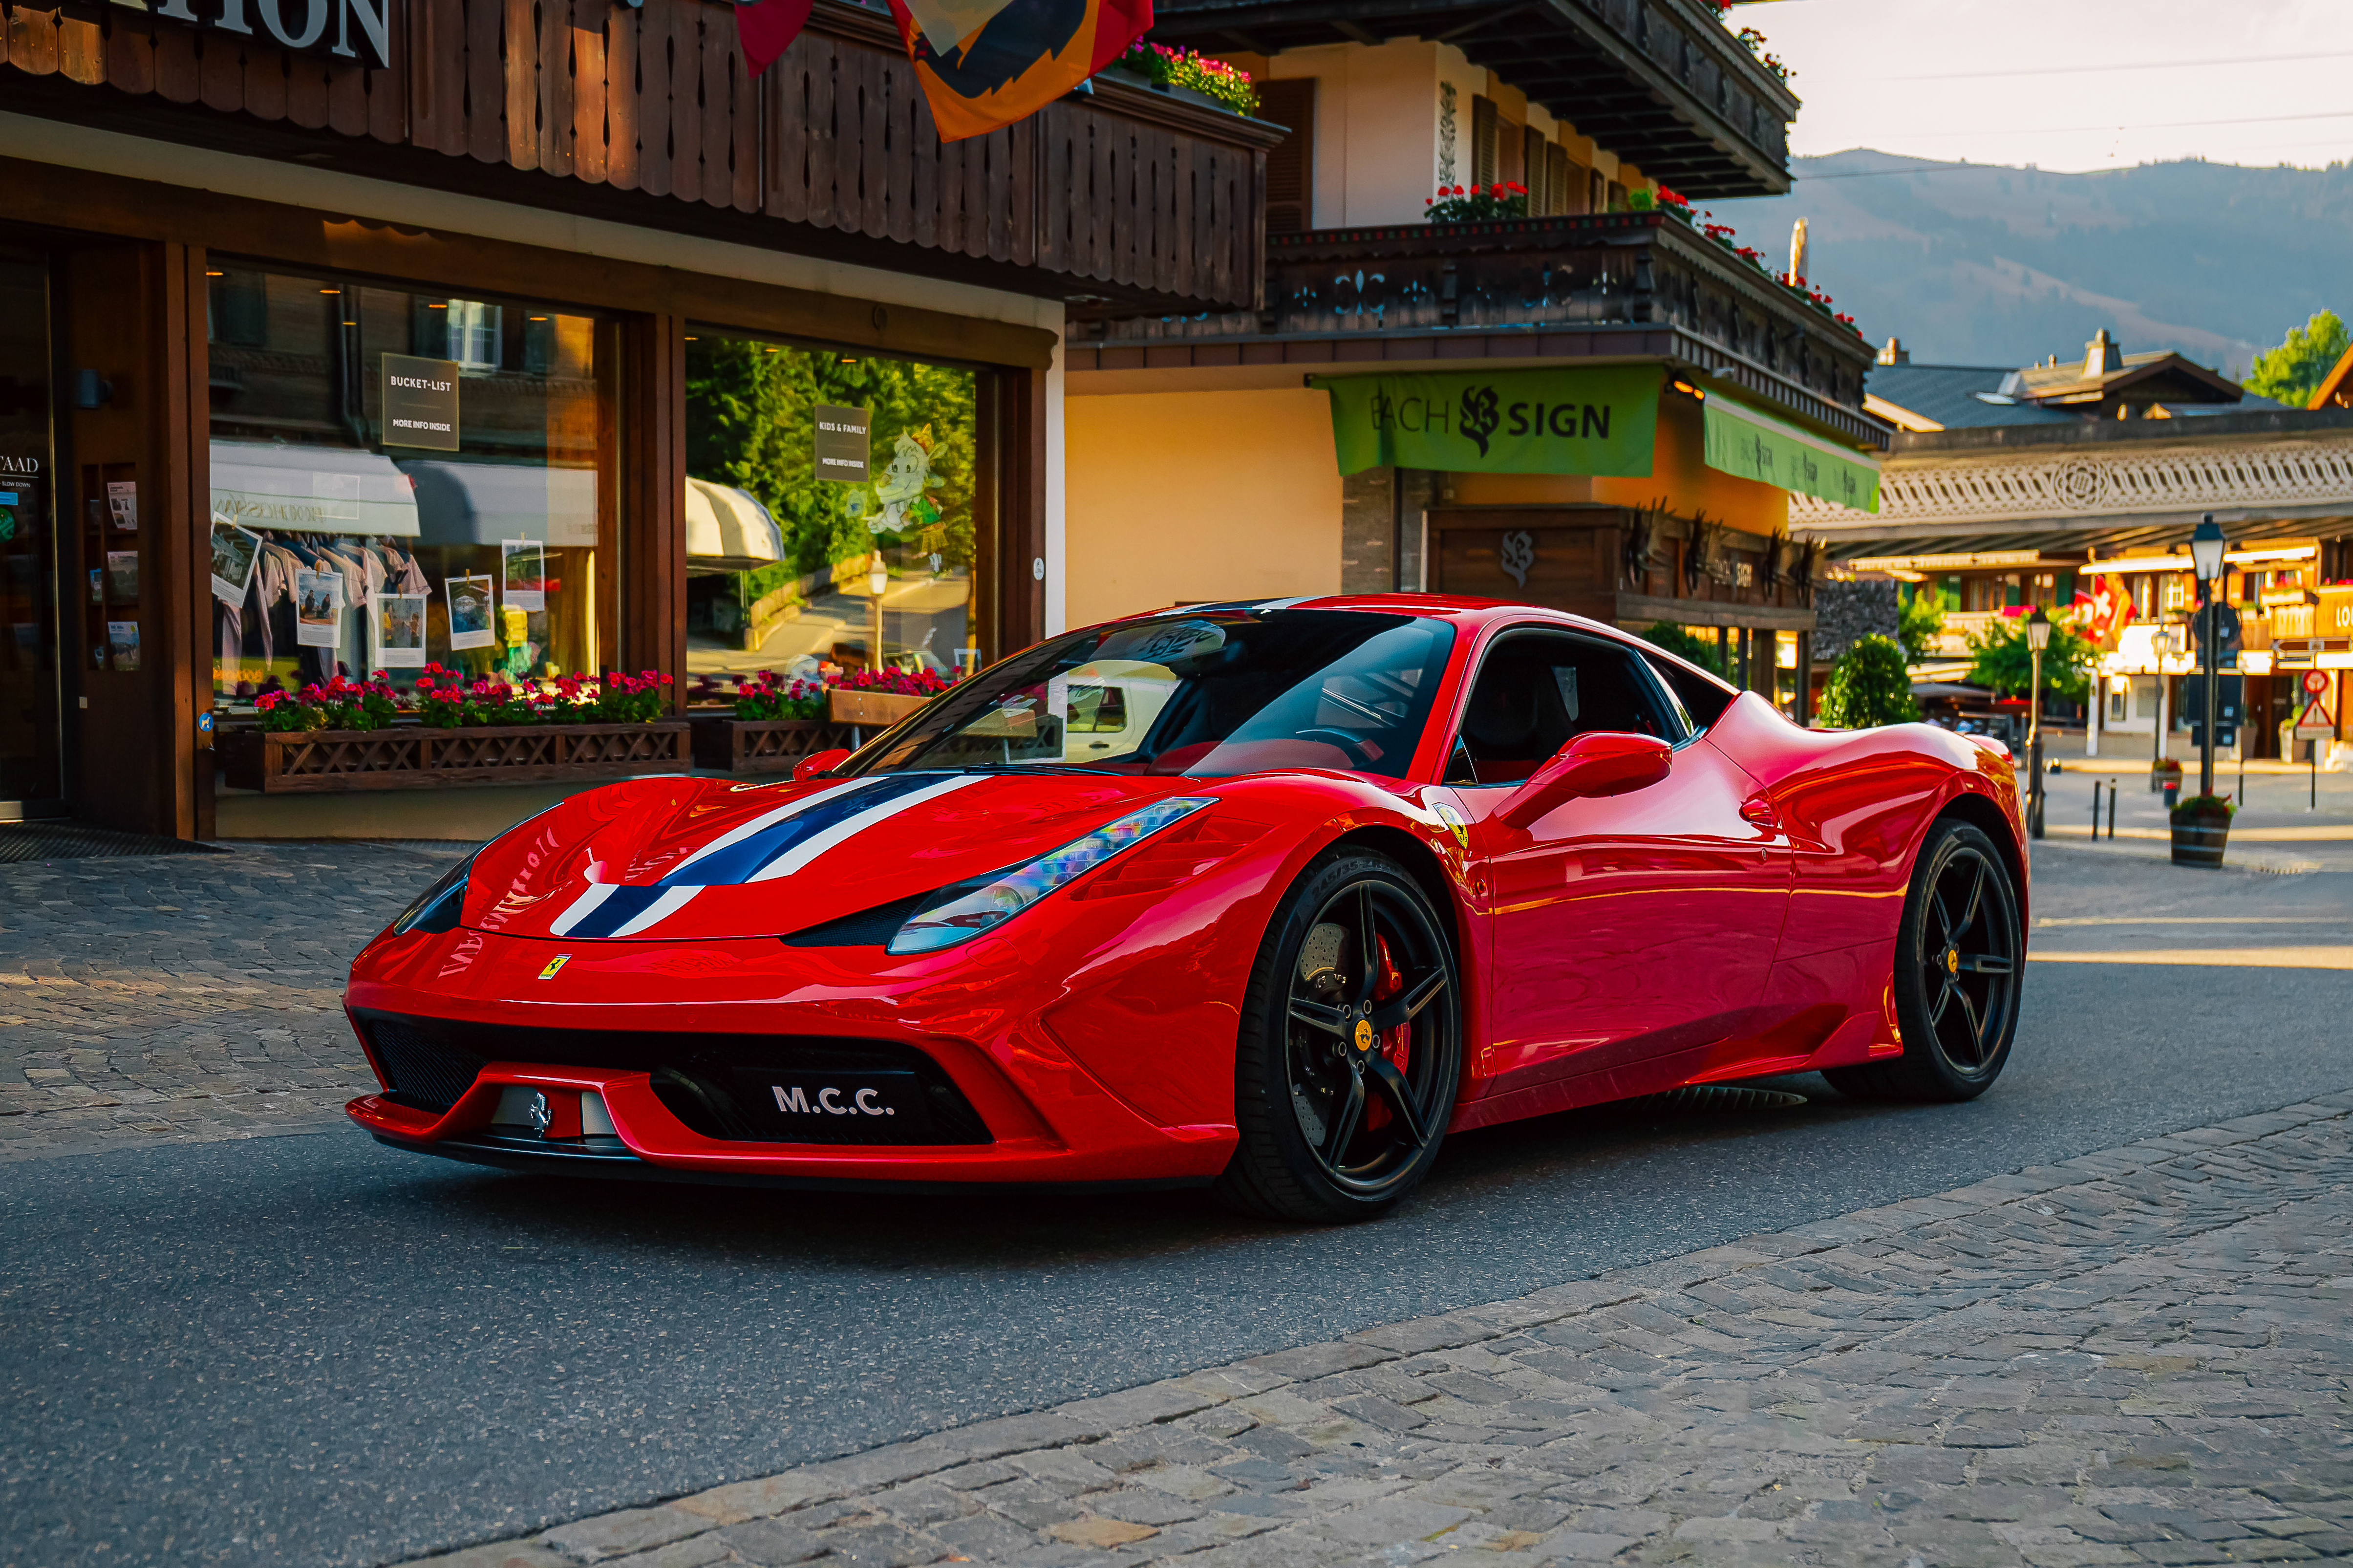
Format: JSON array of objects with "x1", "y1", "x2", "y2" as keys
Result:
[
  {"x1": 418, "y1": 1097, "x2": 2353, "y2": 1568},
  {"x1": 0, "y1": 843, "x2": 463, "y2": 1160}
]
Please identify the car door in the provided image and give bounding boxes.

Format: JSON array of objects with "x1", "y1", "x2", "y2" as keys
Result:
[{"x1": 1444, "y1": 628, "x2": 1792, "y2": 1095}]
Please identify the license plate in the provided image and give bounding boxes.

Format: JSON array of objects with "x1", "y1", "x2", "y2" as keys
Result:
[{"x1": 736, "y1": 1068, "x2": 935, "y2": 1142}]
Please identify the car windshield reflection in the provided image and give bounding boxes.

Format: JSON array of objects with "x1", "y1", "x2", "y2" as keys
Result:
[{"x1": 844, "y1": 609, "x2": 1456, "y2": 779}]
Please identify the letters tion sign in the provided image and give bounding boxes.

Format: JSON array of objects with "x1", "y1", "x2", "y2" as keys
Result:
[
  {"x1": 1316, "y1": 367, "x2": 1660, "y2": 478},
  {"x1": 382, "y1": 355, "x2": 461, "y2": 451}
]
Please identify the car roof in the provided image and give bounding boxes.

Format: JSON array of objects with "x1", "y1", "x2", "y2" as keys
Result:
[{"x1": 1125, "y1": 594, "x2": 1612, "y2": 635}]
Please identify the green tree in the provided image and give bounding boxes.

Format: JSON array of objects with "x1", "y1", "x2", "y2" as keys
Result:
[
  {"x1": 684, "y1": 339, "x2": 978, "y2": 580},
  {"x1": 1898, "y1": 589, "x2": 1946, "y2": 662},
  {"x1": 1635, "y1": 622, "x2": 1727, "y2": 679},
  {"x1": 2244, "y1": 309, "x2": 2349, "y2": 407},
  {"x1": 1818, "y1": 634, "x2": 1920, "y2": 728},
  {"x1": 1965, "y1": 616, "x2": 2095, "y2": 702}
]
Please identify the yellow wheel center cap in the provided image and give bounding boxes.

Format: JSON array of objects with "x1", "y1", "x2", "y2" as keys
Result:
[
  {"x1": 1945, "y1": 947, "x2": 1961, "y2": 976},
  {"x1": 1353, "y1": 1018, "x2": 1376, "y2": 1052}
]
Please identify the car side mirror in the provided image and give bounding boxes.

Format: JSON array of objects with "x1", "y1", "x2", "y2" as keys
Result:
[
  {"x1": 1497, "y1": 731, "x2": 1673, "y2": 829},
  {"x1": 793, "y1": 748, "x2": 851, "y2": 781}
]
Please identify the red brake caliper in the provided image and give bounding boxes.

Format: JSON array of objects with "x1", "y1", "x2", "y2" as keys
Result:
[{"x1": 1362, "y1": 936, "x2": 1411, "y2": 1131}]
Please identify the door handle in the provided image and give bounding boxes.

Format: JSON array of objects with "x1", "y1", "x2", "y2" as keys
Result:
[{"x1": 1739, "y1": 797, "x2": 1778, "y2": 829}]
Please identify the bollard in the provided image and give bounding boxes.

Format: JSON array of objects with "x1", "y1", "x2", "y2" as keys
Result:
[
  {"x1": 2108, "y1": 779, "x2": 2118, "y2": 840},
  {"x1": 2093, "y1": 779, "x2": 2103, "y2": 841}
]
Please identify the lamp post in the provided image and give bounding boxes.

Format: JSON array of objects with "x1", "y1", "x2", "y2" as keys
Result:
[
  {"x1": 2025, "y1": 608, "x2": 2051, "y2": 839},
  {"x1": 869, "y1": 557, "x2": 890, "y2": 672},
  {"x1": 2189, "y1": 514, "x2": 2227, "y2": 802}
]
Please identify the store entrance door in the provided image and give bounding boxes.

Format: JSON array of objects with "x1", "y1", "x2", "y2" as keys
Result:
[{"x1": 0, "y1": 246, "x2": 64, "y2": 818}]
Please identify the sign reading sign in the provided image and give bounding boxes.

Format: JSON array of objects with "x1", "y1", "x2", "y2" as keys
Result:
[
  {"x1": 1702, "y1": 397, "x2": 1881, "y2": 514},
  {"x1": 1316, "y1": 367, "x2": 1660, "y2": 478},
  {"x1": 381, "y1": 355, "x2": 461, "y2": 451},
  {"x1": 813, "y1": 404, "x2": 874, "y2": 483},
  {"x1": 121, "y1": 0, "x2": 394, "y2": 70}
]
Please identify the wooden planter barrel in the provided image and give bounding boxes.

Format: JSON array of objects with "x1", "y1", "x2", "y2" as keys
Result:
[
  {"x1": 2169, "y1": 809, "x2": 2231, "y2": 868},
  {"x1": 221, "y1": 721, "x2": 691, "y2": 794},
  {"x1": 688, "y1": 716, "x2": 858, "y2": 774},
  {"x1": 828, "y1": 688, "x2": 930, "y2": 728}
]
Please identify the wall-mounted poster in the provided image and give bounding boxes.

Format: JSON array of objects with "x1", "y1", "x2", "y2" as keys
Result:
[
  {"x1": 295, "y1": 568, "x2": 343, "y2": 649},
  {"x1": 500, "y1": 539, "x2": 547, "y2": 611},
  {"x1": 209, "y1": 517, "x2": 263, "y2": 605},
  {"x1": 372, "y1": 593, "x2": 428, "y2": 669},
  {"x1": 106, "y1": 480, "x2": 138, "y2": 533},
  {"x1": 814, "y1": 404, "x2": 874, "y2": 483},
  {"x1": 106, "y1": 551, "x2": 140, "y2": 603},
  {"x1": 107, "y1": 621, "x2": 140, "y2": 671},
  {"x1": 445, "y1": 574, "x2": 495, "y2": 650}
]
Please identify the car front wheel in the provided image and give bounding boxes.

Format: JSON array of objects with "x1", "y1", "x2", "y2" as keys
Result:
[{"x1": 1214, "y1": 851, "x2": 1463, "y2": 1224}]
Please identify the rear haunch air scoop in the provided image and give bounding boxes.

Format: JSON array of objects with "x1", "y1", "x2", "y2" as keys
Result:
[{"x1": 546, "y1": 773, "x2": 985, "y2": 940}]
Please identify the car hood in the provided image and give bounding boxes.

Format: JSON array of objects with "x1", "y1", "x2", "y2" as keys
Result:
[{"x1": 455, "y1": 771, "x2": 1217, "y2": 943}]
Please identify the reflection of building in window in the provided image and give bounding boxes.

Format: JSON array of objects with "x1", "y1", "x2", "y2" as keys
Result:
[{"x1": 442, "y1": 300, "x2": 502, "y2": 370}]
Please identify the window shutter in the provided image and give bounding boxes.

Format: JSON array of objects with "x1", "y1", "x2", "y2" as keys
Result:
[
  {"x1": 1520, "y1": 127, "x2": 1545, "y2": 209},
  {"x1": 1545, "y1": 143, "x2": 1571, "y2": 216},
  {"x1": 1259, "y1": 78, "x2": 1317, "y2": 235},
  {"x1": 1471, "y1": 95, "x2": 1497, "y2": 189}
]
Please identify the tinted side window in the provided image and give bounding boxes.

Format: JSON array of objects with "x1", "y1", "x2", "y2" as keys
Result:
[
  {"x1": 1445, "y1": 633, "x2": 1684, "y2": 786},
  {"x1": 1643, "y1": 652, "x2": 1735, "y2": 730}
]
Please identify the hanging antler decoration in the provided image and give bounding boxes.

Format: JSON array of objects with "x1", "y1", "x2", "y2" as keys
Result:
[
  {"x1": 1623, "y1": 496, "x2": 1668, "y2": 589},
  {"x1": 1684, "y1": 513, "x2": 1722, "y2": 595}
]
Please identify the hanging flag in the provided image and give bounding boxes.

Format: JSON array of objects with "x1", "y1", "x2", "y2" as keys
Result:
[
  {"x1": 736, "y1": 0, "x2": 815, "y2": 77},
  {"x1": 888, "y1": 0, "x2": 1154, "y2": 143}
]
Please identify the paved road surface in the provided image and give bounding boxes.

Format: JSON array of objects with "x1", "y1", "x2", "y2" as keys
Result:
[{"x1": 3, "y1": 843, "x2": 2350, "y2": 1568}]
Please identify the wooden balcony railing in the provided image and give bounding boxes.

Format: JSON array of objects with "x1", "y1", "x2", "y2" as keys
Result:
[
  {"x1": 0, "y1": 0, "x2": 1278, "y2": 315},
  {"x1": 1153, "y1": 0, "x2": 1798, "y2": 197},
  {"x1": 1079, "y1": 210, "x2": 1881, "y2": 446}
]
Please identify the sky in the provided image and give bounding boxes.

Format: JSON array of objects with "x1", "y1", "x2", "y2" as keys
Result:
[{"x1": 1742, "y1": 0, "x2": 2353, "y2": 172}]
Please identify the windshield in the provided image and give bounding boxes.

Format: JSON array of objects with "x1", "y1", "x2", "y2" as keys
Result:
[{"x1": 843, "y1": 610, "x2": 1456, "y2": 779}]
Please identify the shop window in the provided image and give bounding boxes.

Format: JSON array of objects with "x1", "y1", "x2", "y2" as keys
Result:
[
  {"x1": 683, "y1": 333, "x2": 981, "y2": 704},
  {"x1": 207, "y1": 266, "x2": 614, "y2": 710}
]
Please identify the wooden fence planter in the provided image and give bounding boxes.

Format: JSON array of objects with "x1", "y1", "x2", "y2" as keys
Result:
[
  {"x1": 688, "y1": 716, "x2": 858, "y2": 775},
  {"x1": 828, "y1": 689, "x2": 931, "y2": 728},
  {"x1": 221, "y1": 722, "x2": 691, "y2": 794}
]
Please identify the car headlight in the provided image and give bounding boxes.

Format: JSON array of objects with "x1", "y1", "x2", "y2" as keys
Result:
[
  {"x1": 887, "y1": 797, "x2": 1214, "y2": 955},
  {"x1": 389, "y1": 851, "x2": 476, "y2": 937}
]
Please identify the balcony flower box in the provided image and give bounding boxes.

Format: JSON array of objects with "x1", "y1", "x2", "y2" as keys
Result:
[
  {"x1": 221, "y1": 721, "x2": 691, "y2": 794},
  {"x1": 688, "y1": 716, "x2": 859, "y2": 775}
]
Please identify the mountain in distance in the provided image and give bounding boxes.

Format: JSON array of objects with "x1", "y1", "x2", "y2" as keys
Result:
[{"x1": 1703, "y1": 150, "x2": 2353, "y2": 375}]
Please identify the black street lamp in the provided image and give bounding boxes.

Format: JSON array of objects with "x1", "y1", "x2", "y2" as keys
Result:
[
  {"x1": 2190, "y1": 515, "x2": 2227, "y2": 802},
  {"x1": 2025, "y1": 607, "x2": 2051, "y2": 838}
]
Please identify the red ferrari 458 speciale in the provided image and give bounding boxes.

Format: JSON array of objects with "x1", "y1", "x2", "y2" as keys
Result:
[{"x1": 346, "y1": 597, "x2": 2027, "y2": 1222}]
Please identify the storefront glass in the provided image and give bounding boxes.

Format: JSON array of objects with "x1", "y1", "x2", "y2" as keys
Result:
[
  {"x1": 206, "y1": 265, "x2": 615, "y2": 707},
  {"x1": 683, "y1": 332, "x2": 980, "y2": 700},
  {"x1": 0, "y1": 246, "x2": 61, "y2": 807}
]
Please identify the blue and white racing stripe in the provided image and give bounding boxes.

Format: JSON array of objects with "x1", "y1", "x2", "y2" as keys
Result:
[{"x1": 548, "y1": 773, "x2": 984, "y2": 939}]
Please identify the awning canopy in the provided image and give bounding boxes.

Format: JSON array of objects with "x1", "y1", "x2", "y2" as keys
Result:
[
  {"x1": 209, "y1": 440, "x2": 420, "y2": 537},
  {"x1": 685, "y1": 478, "x2": 786, "y2": 567},
  {"x1": 1313, "y1": 367, "x2": 1660, "y2": 477},
  {"x1": 398, "y1": 459, "x2": 599, "y2": 546},
  {"x1": 1702, "y1": 396, "x2": 1882, "y2": 514}
]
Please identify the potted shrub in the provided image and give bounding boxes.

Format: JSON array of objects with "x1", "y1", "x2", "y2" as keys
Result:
[
  {"x1": 690, "y1": 671, "x2": 851, "y2": 774},
  {"x1": 2169, "y1": 793, "x2": 2234, "y2": 867}
]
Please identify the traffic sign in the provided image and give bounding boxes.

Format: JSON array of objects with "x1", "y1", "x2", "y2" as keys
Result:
[
  {"x1": 2294, "y1": 694, "x2": 2334, "y2": 743},
  {"x1": 2304, "y1": 668, "x2": 2331, "y2": 697}
]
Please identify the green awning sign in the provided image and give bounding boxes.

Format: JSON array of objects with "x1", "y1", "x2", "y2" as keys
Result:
[
  {"x1": 1702, "y1": 396, "x2": 1881, "y2": 514},
  {"x1": 1316, "y1": 367, "x2": 1660, "y2": 477}
]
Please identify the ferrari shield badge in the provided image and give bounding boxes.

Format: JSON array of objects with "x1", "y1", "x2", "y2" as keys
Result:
[
  {"x1": 1431, "y1": 800, "x2": 1470, "y2": 851},
  {"x1": 537, "y1": 954, "x2": 572, "y2": 981}
]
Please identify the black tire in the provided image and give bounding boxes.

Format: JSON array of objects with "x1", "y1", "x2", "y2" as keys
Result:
[
  {"x1": 1825, "y1": 819, "x2": 2023, "y2": 1104},
  {"x1": 1213, "y1": 851, "x2": 1463, "y2": 1224}
]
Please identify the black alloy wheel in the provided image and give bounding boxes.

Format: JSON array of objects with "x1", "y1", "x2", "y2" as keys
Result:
[
  {"x1": 1215, "y1": 851, "x2": 1462, "y2": 1223},
  {"x1": 1826, "y1": 819, "x2": 2023, "y2": 1103}
]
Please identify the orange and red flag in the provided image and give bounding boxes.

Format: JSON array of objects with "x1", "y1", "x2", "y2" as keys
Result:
[{"x1": 888, "y1": 0, "x2": 1154, "y2": 143}]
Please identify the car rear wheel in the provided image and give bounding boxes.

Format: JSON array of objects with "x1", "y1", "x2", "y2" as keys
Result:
[
  {"x1": 1825, "y1": 819, "x2": 2022, "y2": 1104},
  {"x1": 1214, "y1": 851, "x2": 1462, "y2": 1224}
]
